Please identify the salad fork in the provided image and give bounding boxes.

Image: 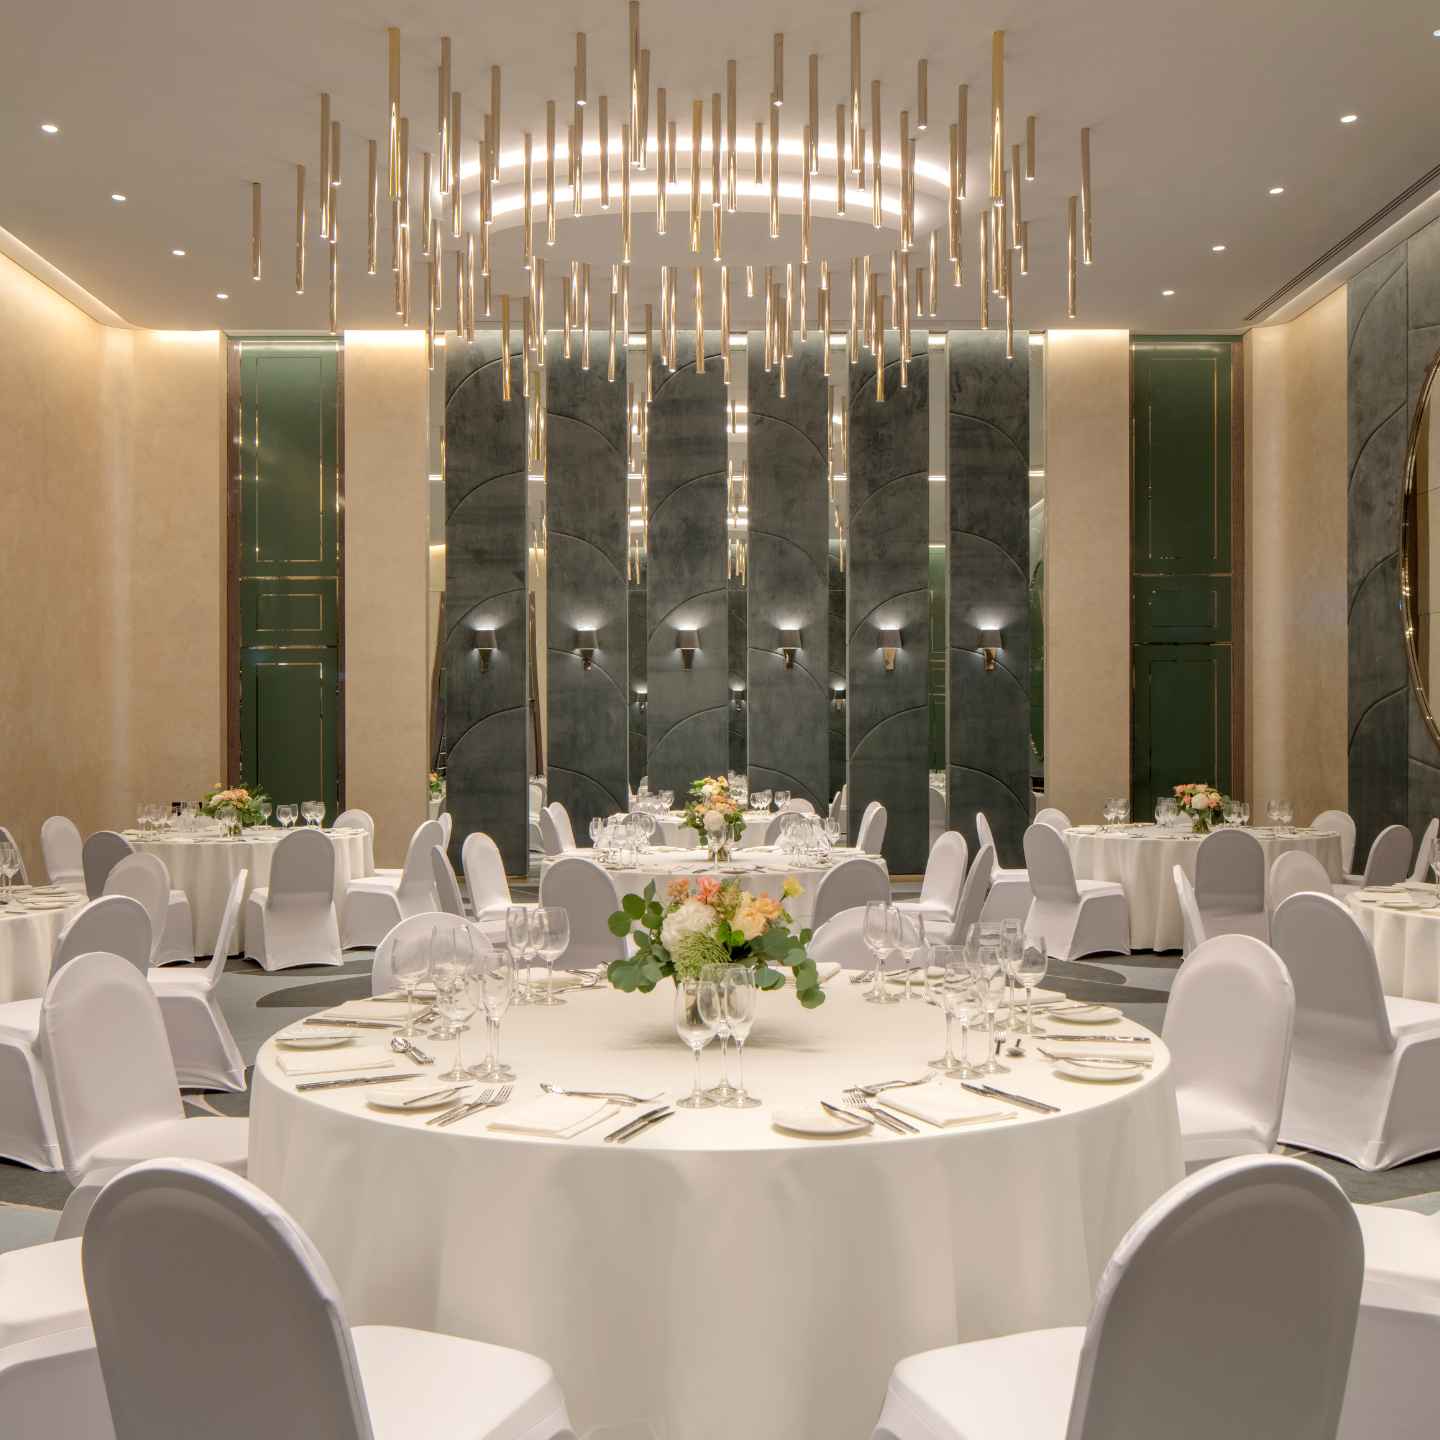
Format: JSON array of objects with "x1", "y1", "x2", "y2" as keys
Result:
[{"x1": 540, "y1": 1083, "x2": 664, "y2": 1105}]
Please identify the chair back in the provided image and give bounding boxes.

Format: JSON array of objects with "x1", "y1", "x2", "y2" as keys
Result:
[
  {"x1": 545, "y1": 802, "x2": 577, "y2": 850},
  {"x1": 855, "y1": 801, "x2": 887, "y2": 855},
  {"x1": 1312, "y1": 809, "x2": 1356, "y2": 874},
  {"x1": 102, "y1": 854, "x2": 170, "y2": 964},
  {"x1": 41, "y1": 815, "x2": 84, "y2": 885},
  {"x1": 332, "y1": 809, "x2": 376, "y2": 874},
  {"x1": 779, "y1": 797, "x2": 816, "y2": 815},
  {"x1": 1268, "y1": 851, "x2": 1332, "y2": 910},
  {"x1": 1024, "y1": 823, "x2": 1080, "y2": 902},
  {"x1": 538, "y1": 807, "x2": 563, "y2": 856},
  {"x1": 538, "y1": 856, "x2": 624, "y2": 967},
  {"x1": 372, "y1": 911, "x2": 474, "y2": 994},
  {"x1": 1162, "y1": 935, "x2": 1295, "y2": 1157},
  {"x1": 918, "y1": 831, "x2": 968, "y2": 914},
  {"x1": 82, "y1": 831, "x2": 134, "y2": 900},
  {"x1": 429, "y1": 846, "x2": 465, "y2": 916},
  {"x1": 951, "y1": 843, "x2": 995, "y2": 943},
  {"x1": 40, "y1": 953, "x2": 183, "y2": 1182},
  {"x1": 395, "y1": 820, "x2": 443, "y2": 909},
  {"x1": 1035, "y1": 807, "x2": 1072, "y2": 832},
  {"x1": 1270, "y1": 892, "x2": 1396, "y2": 1056},
  {"x1": 53, "y1": 896, "x2": 152, "y2": 977},
  {"x1": 974, "y1": 812, "x2": 1000, "y2": 875},
  {"x1": 1411, "y1": 816, "x2": 1439, "y2": 883},
  {"x1": 809, "y1": 907, "x2": 922, "y2": 969},
  {"x1": 1066, "y1": 1156, "x2": 1361, "y2": 1440},
  {"x1": 810, "y1": 858, "x2": 891, "y2": 930},
  {"x1": 461, "y1": 831, "x2": 513, "y2": 918},
  {"x1": 83, "y1": 1159, "x2": 371, "y2": 1440},
  {"x1": 0, "y1": 825, "x2": 29, "y2": 885},
  {"x1": 1362, "y1": 823, "x2": 1413, "y2": 886},
  {"x1": 437, "y1": 811, "x2": 453, "y2": 850},
  {"x1": 268, "y1": 827, "x2": 337, "y2": 904},
  {"x1": 200, "y1": 870, "x2": 248, "y2": 985},
  {"x1": 1193, "y1": 828, "x2": 1266, "y2": 917},
  {"x1": 1172, "y1": 865, "x2": 1205, "y2": 956}
]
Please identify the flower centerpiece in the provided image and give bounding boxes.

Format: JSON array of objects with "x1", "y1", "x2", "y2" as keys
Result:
[
  {"x1": 428, "y1": 771, "x2": 446, "y2": 799},
  {"x1": 607, "y1": 875, "x2": 826, "y2": 1009},
  {"x1": 200, "y1": 783, "x2": 269, "y2": 831},
  {"x1": 1174, "y1": 782, "x2": 1227, "y2": 834},
  {"x1": 683, "y1": 775, "x2": 746, "y2": 861}
]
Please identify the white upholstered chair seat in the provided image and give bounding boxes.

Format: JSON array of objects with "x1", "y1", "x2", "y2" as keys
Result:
[
  {"x1": 0, "y1": 998, "x2": 55, "y2": 1170},
  {"x1": 973, "y1": 812, "x2": 1032, "y2": 924},
  {"x1": 0, "y1": 1000, "x2": 43, "y2": 1043},
  {"x1": 342, "y1": 819, "x2": 443, "y2": 949},
  {"x1": 247, "y1": 827, "x2": 344, "y2": 970},
  {"x1": 0, "y1": 1238, "x2": 87, "y2": 1349},
  {"x1": 1024, "y1": 823, "x2": 1130, "y2": 961},
  {"x1": 0, "y1": 1328, "x2": 115, "y2": 1440},
  {"x1": 84, "y1": 1115, "x2": 249, "y2": 1176},
  {"x1": 1173, "y1": 1089, "x2": 1274, "y2": 1163},
  {"x1": 1381, "y1": 996, "x2": 1440, "y2": 1039},
  {"x1": 1352, "y1": 1205, "x2": 1440, "y2": 1309}
]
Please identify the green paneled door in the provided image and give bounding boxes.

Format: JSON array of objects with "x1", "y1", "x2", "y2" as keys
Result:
[
  {"x1": 1131, "y1": 340, "x2": 1237, "y2": 821},
  {"x1": 234, "y1": 341, "x2": 342, "y2": 822}
]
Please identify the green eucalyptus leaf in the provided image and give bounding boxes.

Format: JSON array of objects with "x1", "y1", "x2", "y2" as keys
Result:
[
  {"x1": 622, "y1": 893, "x2": 646, "y2": 919},
  {"x1": 754, "y1": 962, "x2": 785, "y2": 991},
  {"x1": 607, "y1": 912, "x2": 633, "y2": 937}
]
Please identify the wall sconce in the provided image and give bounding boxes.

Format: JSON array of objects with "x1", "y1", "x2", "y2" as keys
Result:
[
  {"x1": 732, "y1": 685, "x2": 747, "y2": 711},
  {"x1": 634, "y1": 686, "x2": 648, "y2": 714},
  {"x1": 978, "y1": 628, "x2": 1003, "y2": 673},
  {"x1": 676, "y1": 628, "x2": 699, "y2": 671},
  {"x1": 831, "y1": 684, "x2": 846, "y2": 713},
  {"x1": 778, "y1": 628, "x2": 802, "y2": 669},
  {"x1": 879, "y1": 627, "x2": 902, "y2": 672},
  {"x1": 575, "y1": 628, "x2": 597, "y2": 671},
  {"x1": 472, "y1": 628, "x2": 496, "y2": 673}
]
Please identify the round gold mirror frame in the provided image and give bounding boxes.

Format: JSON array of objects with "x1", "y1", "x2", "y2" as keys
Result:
[{"x1": 1401, "y1": 348, "x2": 1440, "y2": 748}]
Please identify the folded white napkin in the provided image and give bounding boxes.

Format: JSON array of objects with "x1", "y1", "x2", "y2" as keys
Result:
[
  {"x1": 318, "y1": 1000, "x2": 412, "y2": 1022},
  {"x1": 879, "y1": 1085, "x2": 1015, "y2": 1128},
  {"x1": 787, "y1": 961, "x2": 842, "y2": 986},
  {"x1": 487, "y1": 1095, "x2": 621, "y2": 1137},
  {"x1": 517, "y1": 966, "x2": 592, "y2": 989},
  {"x1": 276, "y1": 1052, "x2": 399, "y2": 1077}
]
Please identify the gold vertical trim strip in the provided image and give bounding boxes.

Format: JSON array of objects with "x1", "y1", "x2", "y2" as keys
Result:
[
  {"x1": 599, "y1": 96, "x2": 610, "y2": 208},
  {"x1": 726, "y1": 60, "x2": 738, "y2": 211},
  {"x1": 857, "y1": 125, "x2": 866, "y2": 191},
  {"x1": 979, "y1": 208, "x2": 990, "y2": 327},
  {"x1": 1004, "y1": 246, "x2": 1013, "y2": 360},
  {"x1": 387, "y1": 29, "x2": 401, "y2": 199},
  {"x1": 467, "y1": 232, "x2": 477, "y2": 338},
  {"x1": 849, "y1": 256, "x2": 860, "y2": 361},
  {"x1": 644, "y1": 302, "x2": 653, "y2": 401},
  {"x1": 328, "y1": 217, "x2": 338, "y2": 333},
  {"x1": 849, "y1": 10, "x2": 862, "y2": 169},
  {"x1": 873, "y1": 290, "x2": 886, "y2": 402},
  {"x1": 899, "y1": 252, "x2": 909, "y2": 387},
  {"x1": 1080, "y1": 126, "x2": 1093, "y2": 264},
  {"x1": 711, "y1": 93, "x2": 723, "y2": 258},
  {"x1": 871, "y1": 80, "x2": 882, "y2": 228},
  {"x1": 608, "y1": 267, "x2": 618, "y2": 381},
  {"x1": 1009, "y1": 144, "x2": 1022, "y2": 249},
  {"x1": 690, "y1": 99, "x2": 702, "y2": 252},
  {"x1": 295, "y1": 162, "x2": 306, "y2": 293},
  {"x1": 535, "y1": 256, "x2": 546, "y2": 364},
  {"x1": 1020, "y1": 219, "x2": 1029, "y2": 276},
  {"x1": 928, "y1": 229, "x2": 939, "y2": 313},
  {"x1": 1025, "y1": 114, "x2": 1037, "y2": 180},
  {"x1": 1067, "y1": 194, "x2": 1078, "y2": 317},
  {"x1": 450, "y1": 93, "x2": 462, "y2": 239},
  {"x1": 490, "y1": 66, "x2": 502, "y2": 181},
  {"x1": 808, "y1": 53, "x2": 819, "y2": 170},
  {"x1": 582, "y1": 261, "x2": 591, "y2": 369},
  {"x1": 319, "y1": 92, "x2": 332, "y2": 240},
  {"x1": 251, "y1": 181, "x2": 262, "y2": 280},
  {"x1": 720, "y1": 263, "x2": 731, "y2": 383},
  {"x1": 546, "y1": 100, "x2": 557, "y2": 245},
  {"x1": 948, "y1": 123, "x2": 960, "y2": 261},
  {"x1": 501, "y1": 294, "x2": 512, "y2": 399},
  {"x1": 820, "y1": 283, "x2": 831, "y2": 375},
  {"x1": 990, "y1": 31, "x2": 1004, "y2": 202},
  {"x1": 621, "y1": 124, "x2": 632, "y2": 261},
  {"x1": 899, "y1": 110, "x2": 911, "y2": 248},
  {"x1": 754, "y1": 122, "x2": 764, "y2": 186},
  {"x1": 695, "y1": 265, "x2": 704, "y2": 374},
  {"x1": 422, "y1": 152, "x2": 433, "y2": 255},
  {"x1": 366, "y1": 140, "x2": 378, "y2": 273},
  {"x1": 562, "y1": 274, "x2": 572, "y2": 358},
  {"x1": 655, "y1": 88, "x2": 668, "y2": 233},
  {"x1": 800, "y1": 260, "x2": 809, "y2": 340},
  {"x1": 836, "y1": 104, "x2": 847, "y2": 214}
]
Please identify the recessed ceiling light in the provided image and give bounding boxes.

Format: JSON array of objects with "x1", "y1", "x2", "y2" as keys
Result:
[
  {"x1": 1162, "y1": 289, "x2": 1175, "y2": 297},
  {"x1": 1268, "y1": 186, "x2": 1285, "y2": 195},
  {"x1": 1211, "y1": 244, "x2": 1226, "y2": 252},
  {"x1": 171, "y1": 248, "x2": 187, "y2": 257},
  {"x1": 39, "y1": 123, "x2": 59, "y2": 134},
  {"x1": 215, "y1": 292, "x2": 229, "y2": 301},
  {"x1": 1340, "y1": 113, "x2": 1358, "y2": 124},
  {"x1": 110, "y1": 192, "x2": 127, "y2": 203},
  {"x1": 1433, "y1": 27, "x2": 1439, "y2": 36}
]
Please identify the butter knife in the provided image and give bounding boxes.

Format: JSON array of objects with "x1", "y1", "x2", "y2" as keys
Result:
[
  {"x1": 295, "y1": 1072, "x2": 405, "y2": 1091},
  {"x1": 613, "y1": 1108, "x2": 675, "y2": 1144},
  {"x1": 604, "y1": 1105, "x2": 670, "y2": 1143},
  {"x1": 820, "y1": 1100, "x2": 874, "y2": 1129},
  {"x1": 961, "y1": 1081, "x2": 1060, "y2": 1115}
]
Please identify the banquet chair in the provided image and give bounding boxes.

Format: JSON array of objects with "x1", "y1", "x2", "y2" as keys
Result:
[
  {"x1": 81, "y1": 832, "x2": 132, "y2": 900},
  {"x1": 82, "y1": 832, "x2": 194, "y2": 963},
  {"x1": 1271, "y1": 892, "x2": 1440, "y2": 1170},
  {"x1": 430, "y1": 847, "x2": 466, "y2": 917},
  {"x1": 1341, "y1": 822, "x2": 1413, "y2": 892},
  {"x1": 1163, "y1": 934, "x2": 1294, "y2": 1167},
  {"x1": 871, "y1": 1155, "x2": 1361, "y2": 1440},
  {"x1": 1023, "y1": 823, "x2": 1129, "y2": 961},
  {"x1": 1192, "y1": 828, "x2": 1268, "y2": 943},
  {"x1": 896, "y1": 832, "x2": 968, "y2": 929},
  {"x1": 855, "y1": 802, "x2": 887, "y2": 855},
  {"x1": 146, "y1": 870, "x2": 247, "y2": 1091},
  {"x1": 438, "y1": 811, "x2": 453, "y2": 851},
  {"x1": 0, "y1": 1232, "x2": 90, "y2": 1351},
  {"x1": 948, "y1": 843, "x2": 995, "y2": 945},
  {"x1": 342, "y1": 819, "x2": 442, "y2": 949},
  {"x1": 0, "y1": 1328, "x2": 115, "y2": 1440},
  {"x1": 40, "y1": 815, "x2": 84, "y2": 886},
  {"x1": 538, "y1": 857, "x2": 625, "y2": 968},
  {"x1": 371, "y1": 912, "x2": 475, "y2": 996},
  {"x1": 82, "y1": 1159, "x2": 577, "y2": 1440},
  {"x1": 246, "y1": 828, "x2": 342, "y2": 971},
  {"x1": 537, "y1": 807, "x2": 564, "y2": 857},
  {"x1": 101, "y1": 854, "x2": 173, "y2": 965},
  {"x1": 810, "y1": 907, "x2": 922, "y2": 969},
  {"x1": 0, "y1": 826, "x2": 29, "y2": 885},
  {"x1": 810, "y1": 857, "x2": 892, "y2": 931},
  {"x1": 779, "y1": 797, "x2": 816, "y2": 815},
  {"x1": 545, "y1": 802, "x2": 579, "y2": 850},
  {"x1": 927, "y1": 787, "x2": 946, "y2": 850},
  {"x1": 461, "y1": 831, "x2": 534, "y2": 929},
  {"x1": 40, "y1": 953, "x2": 249, "y2": 1194},
  {"x1": 1034, "y1": 806, "x2": 1072, "y2": 831},
  {"x1": 1410, "y1": 816, "x2": 1438, "y2": 883},
  {"x1": 333, "y1": 807, "x2": 379, "y2": 875},
  {"x1": 1313, "y1": 808, "x2": 1357, "y2": 875},
  {"x1": 975, "y1": 811, "x2": 1032, "y2": 923},
  {"x1": 1268, "y1": 850, "x2": 1333, "y2": 912},
  {"x1": 1172, "y1": 865, "x2": 1205, "y2": 956}
]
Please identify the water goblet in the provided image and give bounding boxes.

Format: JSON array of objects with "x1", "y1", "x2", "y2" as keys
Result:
[
  {"x1": 1114, "y1": 798, "x2": 1130, "y2": 827},
  {"x1": 437, "y1": 945, "x2": 481, "y2": 1081},
  {"x1": 391, "y1": 930, "x2": 432, "y2": 1038},
  {"x1": 588, "y1": 817, "x2": 603, "y2": 848},
  {"x1": 506, "y1": 906, "x2": 535, "y2": 1004},
  {"x1": 699, "y1": 962, "x2": 737, "y2": 1101},
  {"x1": 0, "y1": 841, "x2": 18, "y2": 901},
  {"x1": 720, "y1": 965, "x2": 761, "y2": 1107},
  {"x1": 257, "y1": 799, "x2": 273, "y2": 826},
  {"x1": 930, "y1": 947, "x2": 977, "y2": 1075},
  {"x1": 531, "y1": 906, "x2": 570, "y2": 1006},
  {"x1": 473, "y1": 943, "x2": 516, "y2": 1081},
  {"x1": 1275, "y1": 800, "x2": 1294, "y2": 833},
  {"x1": 302, "y1": 800, "x2": 324, "y2": 826},
  {"x1": 1014, "y1": 929, "x2": 1050, "y2": 1035},
  {"x1": 674, "y1": 978, "x2": 718, "y2": 1108},
  {"x1": 774, "y1": 790, "x2": 791, "y2": 812},
  {"x1": 276, "y1": 804, "x2": 298, "y2": 829},
  {"x1": 966, "y1": 938, "x2": 1009, "y2": 1075}
]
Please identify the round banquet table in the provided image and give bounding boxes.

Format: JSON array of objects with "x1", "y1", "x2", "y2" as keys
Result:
[
  {"x1": 1066, "y1": 824, "x2": 1345, "y2": 952},
  {"x1": 0, "y1": 888, "x2": 85, "y2": 1002},
  {"x1": 648, "y1": 811, "x2": 776, "y2": 849},
  {"x1": 1345, "y1": 887, "x2": 1440, "y2": 1000},
  {"x1": 540, "y1": 845, "x2": 886, "y2": 929},
  {"x1": 131, "y1": 827, "x2": 368, "y2": 955},
  {"x1": 249, "y1": 982, "x2": 1182, "y2": 1440}
]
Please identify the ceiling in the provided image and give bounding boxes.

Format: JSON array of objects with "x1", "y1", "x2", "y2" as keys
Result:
[{"x1": 3, "y1": 0, "x2": 1439, "y2": 333}]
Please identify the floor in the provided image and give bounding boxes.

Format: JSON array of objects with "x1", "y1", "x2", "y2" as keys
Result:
[{"x1": 4, "y1": 876, "x2": 1438, "y2": 1252}]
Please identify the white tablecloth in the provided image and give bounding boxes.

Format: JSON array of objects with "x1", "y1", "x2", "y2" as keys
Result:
[
  {"x1": 0, "y1": 890, "x2": 85, "y2": 1002},
  {"x1": 1066, "y1": 825, "x2": 1345, "y2": 952},
  {"x1": 541, "y1": 846, "x2": 886, "y2": 929},
  {"x1": 250, "y1": 983, "x2": 1181, "y2": 1439},
  {"x1": 1346, "y1": 890, "x2": 1440, "y2": 1000},
  {"x1": 133, "y1": 828, "x2": 368, "y2": 955}
]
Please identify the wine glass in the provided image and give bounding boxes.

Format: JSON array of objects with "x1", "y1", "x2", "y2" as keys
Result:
[
  {"x1": 1275, "y1": 799, "x2": 1294, "y2": 834},
  {"x1": 674, "y1": 978, "x2": 717, "y2": 1108},
  {"x1": 966, "y1": 936, "x2": 1008, "y2": 1075},
  {"x1": 531, "y1": 906, "x2": 570, "y2": 1006},
  {"x1": 1000, "y1": 918, "x2": 1024, "y2": 1029},
  {"x1": 588, "y1": 817, "x2": 603, "y2": 847},
  {"x1": 720, "y1": 965, "x2": 761, "y2": 1107},
  {"x1": 659, "y1": 788, "x2": 675, "y2": 810},
  {"x1": 753, "y1": 789, "x2": 772, "y2": 812},
  {"x1": 391, "y1": 929, "x2": 431, "y2": 1038},
  {"x1": 216, "y1": 804, "x2": 237, "y2": 838},
  {"x1": 862, "y1": 901, "x2": 901, "y2": 1006},
  {"x1": 437, "y1": 940, "x2": 480, "y2": 1080},
  {"x1": 302, "y1": 800, "x2": 324, "y2": 827},
  {"x1": 698, "y1": 962, "x2": 737, "y2": 1101},
  {"x1": 506, "y1": 906, "x2": 534, "y2": 1004},
  {"x1": 0, "y1": 840, "x2": 18, "y2": 901},
  {"x1": 1014, "y1": 929, "x2": 1050, "y2": 1035},
  {"x1": 1114, "y1": 798, "x2": 1130, "y2": 827},
  {"x1": 257, "y1": 799, "x2": 273, "y2": 827},
  {"x1": 473, "y1": 942, "x2": 516, "y2": 1081},
  {"x1": 931, "y1": 947, "x2": 978, "y2": 1075},
  {"x1": 276, "y1": 803, "x2": 298, "y2": 829}
]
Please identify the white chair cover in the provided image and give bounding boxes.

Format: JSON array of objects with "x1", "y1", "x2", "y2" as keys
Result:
[
  {"x1": 0, "y1": 825, "x2": 29, "y2": 885},
  {"x1": 1360, "y1": 823, "x2": 1413, "y2": 887},
  {"x1": 951, "y1": 843, "x2": 995, "y2": 945},
  {"x1": 82, "y1": 1159, "x2": 575, "y2": 1440},
  {"x1": 899, "y1": 831, "x2": 968, "y2": 922},
  {"x1": 54, "y1": 897, "x2": 152, "y2": 976},
  {"x1": 1192, "y1": 828, "x2": 1268, "y2": 943},
  {"x1": 41, "y1": 815, "x2": 84, "y2": 886},
  {"x1": 246, "y1": 828, "x2": 342, "y2": 971},
  {"x1": 1272, "y1": 892, "x2": 1440, "y2": 1170},
  {"x1": 780, "y1": 798, "x2": 816, "y2": 815},
  {"x1": 0, "y1": 1329, "x2": 115, "y2": 1440},
  {"x1": 461, "y1": 831, "x2": 519, "y2": 921},
  {"x1": 538, "y1": 857, "x2": 624, "y2": 968},
  {"x1": 1023, "y1": 823, "x2": 1129, "y2": 962},
  {"x1": 429, "y1": 847, "x2": 466, "y2": 917},
  {"x1": 438, "y1": 812, "x2": 453, "y2": 851},
  {"x1": 372, "y1": 912, "x2": 474, "y2": 995},
  {"x1": 810, "y1": 907, "x2": 922, "y2": 969},
  {"x1": 81, "y1": 832, "x2": 133, "y2": 900},
  {"x1": 537, "y1": 807, "x2": 563, "y2": 857},
  {"x1": 102, "y1": 854, "x2": 169, "y2": 965},
  {"x1": 1172, "y1": 865, "x2": 1204, "y2": 957},
  {"x1": 975, "y1": 811, "x2": 1032, "y2": 923},
  {"x1": 545, "y1": 802, "x2": 577, "y2": 851},
  {"x1": 1163, "y1": 934, "x2": 1295, "y2": 1165},
  {"x1": 1035, "y1": 807, "x2": 1072, "y2": 831},
  {"x1": 0, "y1": 1236, "x2": 88, "y2": 1350},
  {"x1": 1313, "y1": 809, "x2": 1357, "y2": 874},
  {"x1": 927, "y1": 788, "x2": 946, "y2": 850},
  {"x1": 855, "y1": 802, "x2": 887, "y2": 855},
  {"x1": 810, "y1": 858, "x2": 892, "y2": 931},
  {"x1": 334, "y1": 808, "x2": 377, "y2": 875},
  {"x1": 1411, "y1": 817, "x2": 1438, "y2": 883},
  {"x1": 341, "y1": 820, "x2": 443, "y2": 951},
  {"x1": 1268, "y1": 850, "x2": 1332, "y2": 910}
]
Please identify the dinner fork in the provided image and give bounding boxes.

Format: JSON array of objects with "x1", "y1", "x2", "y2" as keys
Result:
[
  {"x1": 843, "y1": 1088, "x2": 918, "y2": 1134},
  {"x1": 428, "y1": 1085, "x2": 511, "y2": 1128},
  {"x1": 540, "y1": 1083, "x2": 663, "y2": 1105},
  {"x1": 853, "y1": 1075, "x2": 933, "y2": 1097}
]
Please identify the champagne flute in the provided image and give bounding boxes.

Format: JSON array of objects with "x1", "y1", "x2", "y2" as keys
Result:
[
  {"x1": 674, "y1": 978, "x2": 717, "y2": 1108},
  {"x1": 1014, "y1": 929, "x2": 1050, "y2": 1035},
  {"x1": 1000, "y1": 919, "x2": 1024, "y2": 1029},
  {"x1": 506, "y1": 906, "x2": 534, "y2": 1004},
  {"x1": 698, "y1": 963, "x2": 736, "y2": 1101},
  {"x1": 531, "y1": 906, "x2": 570, "y2": 1006},
  {"x1": 391, "y1": 930, "x2": 431, "y2": 1038},
  {"x1": 438, "y1": 942, "x2": 480, "y2": 1080},
  {"x1": 474, "y1": 943, "x2": 516, "y2": 1080},
  {"x1": 931, "y1": 947, "x2": 979, "y2": 1075},
  {"x1": 721, "y1": 965, "x2": 761, "y2": 1107},
  {"x1": 967, "y1": 937, "x2": 1009, "y2": 1075}
]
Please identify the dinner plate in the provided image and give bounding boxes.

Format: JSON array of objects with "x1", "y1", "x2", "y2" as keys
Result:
[
  {"x1": 1049, "y1": 1004, "x2": 1123, "y2": 1025},
  {"x1": 771, "y1": 1105, "x2": 871, "y2": 1137},
  {"x1": 366, "y1": 1079, "x2": 471, "y2": 1111},
  {"x1": 275, "y1": 1032, "x2": 355, "y2": 1049},
  {"x1": 1053, "y1": 1057, "x2": 1144, "y2": 1083}
]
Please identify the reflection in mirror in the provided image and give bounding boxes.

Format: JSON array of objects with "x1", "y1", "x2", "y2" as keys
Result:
[
  {"x1": 828, "y1": 348, "x2": 849, "y2": 819},
  {"x1": 1029, "y1": 336, "x2": 1046, "y2": 795},
  {"x1": 1404, "y1": 352, "x2": 1440, "y2": 745},
  {"x1": 728, "y1": 343, "x2": 749, "y2": 778},
  {"x1": 928, "y1": 337, "x2": 948, "y2": 846},
  {"x1": 628, "y1": 337, "x2": 648, "y2": 798}
]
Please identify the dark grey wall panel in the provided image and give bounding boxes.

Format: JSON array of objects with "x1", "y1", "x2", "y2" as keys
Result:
[
  {"x1": 646, "y1": 332, "x2": 728, "y2": 794},
  {"x1": 747, "y1": 333, "x2": 830, "y2": 809},
  {"x1": 445, "y1": 333, "x2": 528, "y2": 875},
  {"x1": 848, "y1": 330, "x2": 930, "y2": 875},
  {"x1": 948, "y1": 331, "x2": 1031, "y2": 869},
  {"x1": 545, "y1": 339, "x2": 628, "y2": 836}
]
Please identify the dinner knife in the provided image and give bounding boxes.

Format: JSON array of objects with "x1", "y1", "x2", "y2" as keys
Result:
[
  {"x1": 613, "y1": 1108, "x2": 675, "y2": 1144},
  {"x1": 1034, "y1": 1033, "x2": 1150, "y2": 1044},
  {"x1": 604, "y1": 1105, "x2": 671, "y2": 1143},
  {"x1": 961, "y1": 1081, "x2": 1060, "y2": 1115},
  {"x1": 295, "y1": 1072, "x2": 405, "y2": 1091},
  {"x1": 302, "y1": 1017, "x2": 404, "y2": 1030}
]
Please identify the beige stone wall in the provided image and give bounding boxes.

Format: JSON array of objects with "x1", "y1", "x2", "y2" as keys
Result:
[{"x1": 1244, "y1": 288, "x2": 1348, "y2": 823}]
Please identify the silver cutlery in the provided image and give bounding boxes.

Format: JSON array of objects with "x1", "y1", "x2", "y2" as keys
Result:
[
  {"x1": 1038, "y1": 1049, "x2": 1151, "y2": 1069},
  {"x1": 295, "y1": 1072, "x2": 407, "y2": 1091},
  {"x1": 428, "y1": 1084, "x2": 512, "y2": 1128},
  {"x1": 820, "y1": 1100, "x2": 874, "y2": 1129},
  {"x1": 843, "y1": 1089, "x2": 918, "y2": 1134},
  {"x1": 603, "y1": 1105, "x2": 671, "y2": 1142},
  {"x1": 540, "y1": 1083, "x2": 663, "y2": 1105},
  {"x1": 611, "y1": 1108, "x2": 675, "y2": 1144},
  {"x1": 854, "y1": 1076, "x2": 933, "y2": 1097},
  {"x1": 390, "y1": 1037, "x2": 434, "y2": 1065},
  {"x1": 398, "y1": 1083, "x2": 471, "y2": 1107},
  {"x1": 303, "y1": 1017, "x2": 403, "y2": 1030},
  {"x1": 427, "y1": 1087, "x2": 499, "y2": 1127},
  {"x1": 961, "y1": 1081, "x2": 1060, "y2": 1115},
  {"x1": 1035, "y1": 1033, "x2": 1150, "y2": 1044}
]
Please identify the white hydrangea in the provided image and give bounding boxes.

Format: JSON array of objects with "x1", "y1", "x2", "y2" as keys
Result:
[{"x1": 661, "y1": 898, "x2": 717, "y2": 953}]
